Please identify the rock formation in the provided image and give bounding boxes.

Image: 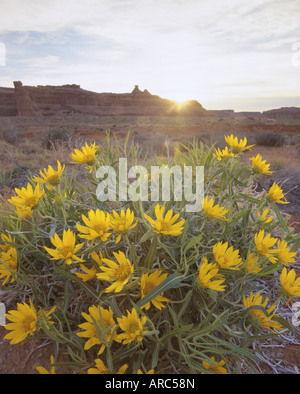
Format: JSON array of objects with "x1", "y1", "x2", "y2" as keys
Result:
[
  {"x1": 208, "y1": 107, "x2": 300, "y2": 120},
  {"x1": 262, "y1": 107, "x2": 300, "y2": 120},
  {"x1": 1, "y1": 81, "x2": 298, "y2": 119},
  {"x1": 0, "y1": 87, "x2": 18, "y2": 116},
  {"x1": 0, "y1": 82, "x2": 208, "y2": 117},
  {"x1": 14, "y1": 81, "x2": 40, "y2": 116}
]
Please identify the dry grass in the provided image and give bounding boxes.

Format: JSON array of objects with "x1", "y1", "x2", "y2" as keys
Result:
[{"x1": 242, "y1": 145, "x2": 300, "y2": 170}]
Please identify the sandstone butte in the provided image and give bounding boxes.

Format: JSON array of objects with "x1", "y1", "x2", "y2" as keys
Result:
[
  {"x1": 0, "y1": 81, "x2": 299, "y2": 120},
  {"x1": 0, "y1": 82, "x2": 209, "y2": 117}
]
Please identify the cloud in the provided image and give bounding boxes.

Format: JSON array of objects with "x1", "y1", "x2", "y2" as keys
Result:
[{"x1": 19, "y1": 55, "x2": 60, "y2": 70}]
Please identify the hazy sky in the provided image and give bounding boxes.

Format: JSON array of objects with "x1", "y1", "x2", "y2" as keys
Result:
[{"x1": 0, "y1": 0, "x2": 299, "y2": 111}]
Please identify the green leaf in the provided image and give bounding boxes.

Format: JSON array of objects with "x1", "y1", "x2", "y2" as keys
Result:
[
  {"x1": 183, "y1": 233, "x2": 203, "y2": 253},
  {"x1": 272, "y1": 203, "x2": 289, "y2": 231},
  {"x1": 55, "y1": 267, "x2": 99, "y2": 300},
  {"x1": 207, "y1": 334, "x2": 261, "y2": 362},
  {"x1": 244, "y1": 305, "x2": 269, "y2": 318},
  {"x1": 236, "y1": 193, "x2": 261, "y2": 204},
  {"x1": 136, "y1": 272, "x2": 186, "y2": 309},
  {"x1": 273, "y1": 315, "x2": 294, "y2": 331},
  {"x1": 144, "y1": 232, "x2": 158, "y2": 269},
  {"x1": 105, "y1": 296, "x2": 123, "y2": 319},
  {"x1": 138, "y1": 228, "x2": 153, "y2": 245},
  {"x1": 151, "y1": 342, "x2": 162, "y2": 369}
]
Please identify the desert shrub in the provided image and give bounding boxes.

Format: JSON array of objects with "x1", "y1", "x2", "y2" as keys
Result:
[
  {"x1": 139, "y1": 132, "x2": 168, "y2": 157},
  {"x1": 295, "y1": 142, "x2": 300, "y2": 156},
  {"x1": 0, "y1": 125, "x2": 23, "y2": 145},
  {"x1": 0, "y1": 166, "x2": 8, "y2": 189},
  {"x1": 286, "y1": 135, "x2": 298, "y2": 146},
  {"x1": 0, "y1": 132, "x2": 299, "y2": 375},
  {"x1": 19, "y1": 142, "x2": 38, "y2": 156},
  {"x1": 42, "y1": 127, "x2": 73, "y2": 150},
  {"x1": 269, "y1": 158, "x2": 286, "y2": 172},
  {"x1": 0, "y1": 165, "x2": 30, "y2": 190},
  {"x1": 255, "y1": 132, "x2": 286, "y2": 147}
]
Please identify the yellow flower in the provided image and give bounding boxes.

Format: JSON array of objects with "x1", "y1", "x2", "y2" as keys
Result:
[
  {"x1": 213, "y1": 241, "x2": 242, "y2": 270},
  {"x1": 75, "y1": 264, "x2": 97, "y2": 282},
  {"x1": 249, "y1": 154, "x2": 273, "y2": 175},
  {"x1": 116, "y1": 308, "x2": 148, "y2": 345},
  {"x1": 33, "y1": 160, "x2": 65, "y2": 185},
  {"x1": 225, "y1": 134, "x2": 254, "y2": 154},
  {"x1": 90, "y1": 250, "x2": 104, "y2": 267},
  {"x1": 76, "y1": 209, "x2": 111, "y2": 244},
  {"x1": 4, "y1": 300, "x2": 56, "y2": 345},
  {"x1": 137, "y1": 368, "x2": 155, "y2": 374},
  {"x1": 202, "y1": 196, "x2": 228, "y2": 220},
  {"x1": 139, "y1": 270, "x2": 169, "y2": 310},
  {"x1": 8, "y1": 183, "x2": 44, "y2": 210},
  {"x1": 268, "y1": 182, "x2": 289, "y2": 204},
  {"x1": 280, "y1": 268, "x2": 300, "y2": 300},
  {"x1": 15, "y1": 206, "x2": 33, "y2": 220},
  {"x1": 246, "y1": 253, "x2": 262, "y2": 274},
  {"x1": 75, "y1": 251, "x2": 103, "y2": 282},
  {"x1": 54, "y1": 195, "x2": 62, "y2": 203},
  {"x1": 0, "y1": 233, "x2": 15, "y2": 253},
  {"x1": 201, "y1": 357, "x2": 228, "y2": 374},
  {"x1": 70, "y1": 142, "x2": 99, "y2": 172},
  {"x1": 4, "y1": 300, "x2": 37, "y2": 344},
  {"x1": 0, "y1": 246, "x2": 18, "y2": 286},
  {"x1": 96, "y1": 251, "x2": 133, "y2": 293},
  {"x1": 36, "y1": 355, "x2": 56, "y2": 374},
  {"x1": 77, "y1": 305, "x2": 117, "y2": 355},
  {"x1": 198, "y1": 256, "x2": 226, "y2": 292},
  {"x1": 88, "y1": 359, "x2": 128, "y2": 374},
  {"x1": 254, "y1": 230, "x2": 277, "y2": 264},
  {"x1": 274, "y1": 240, "x2": 297, "y2": 267},
  {"x1": 257, "y1": 208, "x2": 273, "y2": 224},
  {"x1": 243, "y1": 292, "x2": 283, "y2": 333},
  {"x1": 44, "y1": 229, "x2": 85, "y2": 265},
  {"x1": 109, "y1": 208, "x2": 137, "y2": 244},
  {"x1": 144, "y1": 204, "x2": 184, "y2": 236},
  {"x1": 214, "y1": 146, "x2": 236, "y2": 160}
]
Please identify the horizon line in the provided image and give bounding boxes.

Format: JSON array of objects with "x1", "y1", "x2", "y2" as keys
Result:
[{"x1": 0, "y1": 79, "x2": 299, "y2": 114}]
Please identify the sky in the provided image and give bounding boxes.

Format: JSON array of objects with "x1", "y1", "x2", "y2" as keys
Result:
[{"x1": 0, "y1": 0, "x2": 299, "y2": 111}]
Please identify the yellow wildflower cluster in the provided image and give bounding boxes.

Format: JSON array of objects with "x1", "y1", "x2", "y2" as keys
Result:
[
  {"x1": 1, "y1": 134, "x2": 299, "y2": 375},
  {"x1": 214, "y1": 134, "x2": 254, "y2": 160},
  {"x1": 0, "y1": 233, "x2": 18, "y2": 286}
]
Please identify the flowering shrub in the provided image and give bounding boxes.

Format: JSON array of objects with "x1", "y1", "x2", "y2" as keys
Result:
[{"x1": 0, "y1": 132, "x2": 299, "y2": 374}]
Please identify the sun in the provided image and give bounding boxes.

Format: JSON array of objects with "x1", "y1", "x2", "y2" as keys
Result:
[
  {"x1": 174, "y1": 100, "x2": 189, "y2": 109},
  {"x1": 167, "y1": 99, "x2": 190, "y2": 114}
]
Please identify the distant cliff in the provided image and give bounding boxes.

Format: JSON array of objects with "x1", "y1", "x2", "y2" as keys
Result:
[
  {"x1": 208, "y1": 107, "x2": 300, "y2": 120},
  {"x1": 0, "y1": 82, "x2": 208, "y2": 117},
  {"x1": 1, "y1": 82, "x2": 298, "y2": 119},
  {"x1": 261, "y1": 107, "x2": 300, "y2": 120}
]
